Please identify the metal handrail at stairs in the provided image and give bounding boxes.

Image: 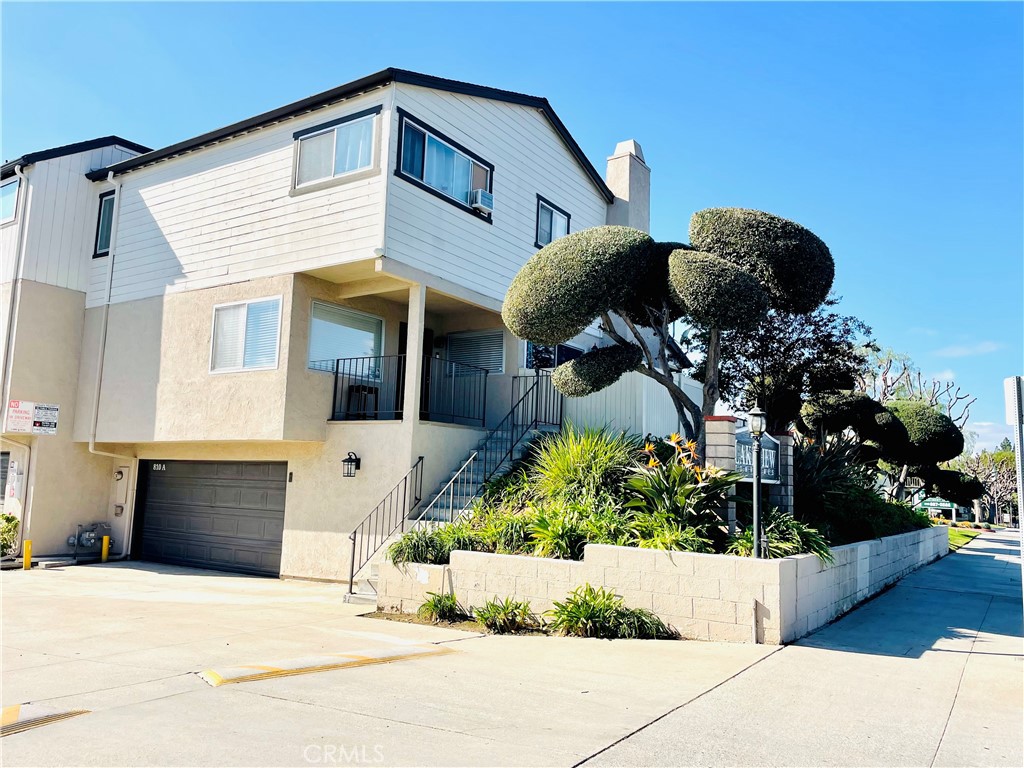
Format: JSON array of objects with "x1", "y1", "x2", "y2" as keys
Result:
[
  {"x1": 345, "y1": 371, "x2": 563, "y2": 594},
  {"x1": 347, "y1": 456, "x2": 423, "y2": 594}
]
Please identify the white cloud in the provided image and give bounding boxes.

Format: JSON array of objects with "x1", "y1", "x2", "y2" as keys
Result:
[
  {"x1": 933, "y1": 340, "x2": 1002, "y2": 358},
  {"x1": 965, "y1": 421, "x2": 1013, "y2": 452},
  {"x1": 928, "y1": 369, "x2": 956, "y2": 382}
]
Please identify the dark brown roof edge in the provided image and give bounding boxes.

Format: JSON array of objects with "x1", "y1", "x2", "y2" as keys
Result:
[
  {"x1": 2, "y1": 136, "x2": 150, "y2": 180},
  {"x1": 83, "y1": 68, "x2": 614, "y2": 202}
]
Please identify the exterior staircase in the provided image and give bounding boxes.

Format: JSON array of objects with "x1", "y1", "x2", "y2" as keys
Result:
[{"x1": 344, "y1": 371, "x2": 560, "y2": 603}]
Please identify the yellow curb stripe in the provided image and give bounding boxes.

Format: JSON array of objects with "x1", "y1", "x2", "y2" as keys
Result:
[
  {"x1": 1, "y1": 706, "x2": 21, "y2": 727},
  {"x1": 199, "y1": 646, "x2": 453, "y2": 687},
  {"x1": 0, "y1": 709, "x2": 88, "y2": 738}
]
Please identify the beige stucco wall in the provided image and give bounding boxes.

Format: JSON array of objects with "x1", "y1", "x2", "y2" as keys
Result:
[
  {"x1": 2, "y1": 280, "x2": 116, "y2": 556},
  {"x1": 80, "y1": 274, "x2": 296, "y2": 444}
]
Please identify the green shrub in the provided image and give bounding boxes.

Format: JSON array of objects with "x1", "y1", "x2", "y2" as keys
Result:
[
  {"x1": 688, "y1": 207, "x2": 834, "y2": 314},
  {"x1": 624, "y1": 436, "x2": 740, "y2": 543},
  {"x1": 0, "y1": 514, "x2": 19, "y2": 557},
  {"x1": 619, "y1": 241, "x2": 691, "y2": 324},
  {"x1": 546, "y1": 584, "x2": 675, "y2": 640},
  {"x1": 668, "y1": 250, "x2": 768, "y2": 331},
  {"x1": 502, "y1": 225, "x2": 655, "y2": 344},
  {"x1": 417, "y1": 591, "x2": 465, "y2": 623},
  {"x1": 886, "y1": 400, "x2": 964, "y2": 464},
  {"x1": 551, "y1": 345, "x2": 643, "y2": 397},
  {"x1": 387, "y1": 528, "x2": 442, "y2": 565},
  {"x1": 434, "y1": 519, "x2": 484, "y2": 559},
  {"x1": 531, "y1": 424, "x2": 641, "y2": 503},
  {"x1": 530, "y1": 506, "x2": 588, "y2": 560},
  {"x1": 634, "y1": 519, "x2": 712, "y2": 553},
  {"x1": 476, "y1": 505, "x2": 536, "y2": 555},
  {"x1": 473, "y1": 597, "x2": 540, "y2": 634},
  {"x1": 727, "y1": 506, "x2": 833, "y2": 563}
]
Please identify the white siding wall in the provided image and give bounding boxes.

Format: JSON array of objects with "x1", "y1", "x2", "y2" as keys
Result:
[
  {"x1": 386, "y1": 85, "x2": 609, "y2": 302},
  {"x1": 2, "y1": 146, "x2": 134, "y2": 291},
  {"x1": 562, "y1": 371, "x2": 703, "y2": 438},
  {"x1": 89, "y1": 87, "x2": 393, "y2": 308}
]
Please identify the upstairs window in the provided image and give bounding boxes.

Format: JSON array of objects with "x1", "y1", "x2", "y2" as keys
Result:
[
  {"x1": 396, "y1": 109, "x2": 493, "y2": 219},
  {"x1": 93, "y1": 191, "x2": 116, "y2": 257},
  {"x1": 293, "y1": 106, "x2": 380, "y2": 188},
  {"x1": 211, "y1": 297, "x2": 282, "y2": 373},
  {"x1": 307, "y1": 302, "x2": 383, "y2": 372},
  {"x1": 536, "y1": 196, "x2": 569, "y2": 247},
  {"x1": 1, "y1": 178, "x2": 19, "y2": 224}
]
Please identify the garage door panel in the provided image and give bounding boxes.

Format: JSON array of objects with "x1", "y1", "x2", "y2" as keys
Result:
[{"x1": 141, "y1": 461, "x2": 286, "y2": 577}]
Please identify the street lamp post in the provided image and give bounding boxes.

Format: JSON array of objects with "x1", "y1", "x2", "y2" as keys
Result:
[{"x1": 749, "y1": 406, "x2": 768, "y2": 559}]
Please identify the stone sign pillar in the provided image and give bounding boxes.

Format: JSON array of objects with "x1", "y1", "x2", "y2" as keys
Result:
[
  {"x1": 767, "y1": 433, "x2": 795, "y2": 515},
  {"x1": 705, "y1": 416, "x2": 738, "y2": 534}
]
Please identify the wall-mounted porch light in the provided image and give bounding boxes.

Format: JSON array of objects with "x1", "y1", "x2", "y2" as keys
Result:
[{"x1": 342, "y1": 452, "x2": 362, "y2": 478}]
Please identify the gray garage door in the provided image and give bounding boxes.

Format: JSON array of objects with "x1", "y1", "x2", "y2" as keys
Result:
[{"x1": 139, "y1": 461, "x2": 286, "y2": 576}]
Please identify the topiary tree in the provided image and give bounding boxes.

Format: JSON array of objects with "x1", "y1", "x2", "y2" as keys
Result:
[
  {"x1": 502, "y1": 209, "x2": 836, "y2": 459},
  {"x1": 799, "y1": 391, "x2": 983, "y2": 505}
]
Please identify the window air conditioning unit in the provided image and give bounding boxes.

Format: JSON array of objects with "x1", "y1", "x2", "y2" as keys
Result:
[{"x1": 471, "y1": 189, "x2": 494, "y2": 214}]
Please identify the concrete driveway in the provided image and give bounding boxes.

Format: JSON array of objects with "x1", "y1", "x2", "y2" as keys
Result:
[{"x1": 2, "y1": 531, "x2": 1021, "y2": 767}]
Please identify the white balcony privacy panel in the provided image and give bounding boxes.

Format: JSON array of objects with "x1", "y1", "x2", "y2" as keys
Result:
[
  {"x1": 308, "y1": 302, "x2": 383, "y2": 369},
  {"x1": 447, "y1": 330, "x2": 504, "y2": 373}
]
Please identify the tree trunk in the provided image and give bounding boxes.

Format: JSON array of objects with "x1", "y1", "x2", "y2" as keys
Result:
[
  {"x1": 699, "y1": 328, "x2": 721, "y2": 463},
  {"x1": 972, "y1": 499, "x2": 983, "y2": 524}
]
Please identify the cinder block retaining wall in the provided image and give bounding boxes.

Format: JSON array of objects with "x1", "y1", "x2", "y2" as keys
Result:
[{"x1": 377, "y1": 526, "x2": 948, "y2": 645}]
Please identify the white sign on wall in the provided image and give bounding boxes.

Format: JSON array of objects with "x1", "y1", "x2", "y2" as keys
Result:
[{"x1": 5, "y1": 400, "x2": 59, "y2": 435}]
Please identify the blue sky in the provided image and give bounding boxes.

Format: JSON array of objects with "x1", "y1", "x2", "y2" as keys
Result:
[{"x1": 3, "y1": 2, "x2": 1021, "y2": 448}]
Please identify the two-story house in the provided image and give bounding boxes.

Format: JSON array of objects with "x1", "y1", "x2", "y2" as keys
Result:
[{"x1": 2, "y1": 69, "x2": 697, "y2": 585}]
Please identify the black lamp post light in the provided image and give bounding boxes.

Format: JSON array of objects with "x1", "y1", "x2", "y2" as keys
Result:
[
  {"x1": 748, "y1": 406, "x2": 767, "y2": 559},
  {"x1": 342, "y1": 452, "x2": 362, "y2": 478}
]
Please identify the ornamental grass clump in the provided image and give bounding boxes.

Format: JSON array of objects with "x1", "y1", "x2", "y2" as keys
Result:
[
  {"x1": 417, "y1": 591, "x2": 466, "y2": 623},
  {"x1": 473, "y1": 597, "x2": 540, "y2": 634},
  {"x1": 546, "y1": 585, "x2": 676, "y2": 640}
]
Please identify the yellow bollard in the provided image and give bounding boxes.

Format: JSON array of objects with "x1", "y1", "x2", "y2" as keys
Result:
[
  {"x1": 101, "y1": 536, "x2": 110, "y2": 563},
  {"x1": 22, "y1": 540, "x2": 31, "y2": 570}
]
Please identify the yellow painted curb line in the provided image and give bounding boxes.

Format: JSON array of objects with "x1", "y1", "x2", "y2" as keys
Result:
[
  {"x1": 198, "y1": 645, "x2": 454, "y2": 687},
  {"x1": 1, "y1": 704, "x2": 89, "y2": 737}
]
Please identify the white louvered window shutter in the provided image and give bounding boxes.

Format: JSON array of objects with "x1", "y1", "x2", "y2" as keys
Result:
[{"x1": 447, "y1": 330, "x2": 504, "y2": 374}]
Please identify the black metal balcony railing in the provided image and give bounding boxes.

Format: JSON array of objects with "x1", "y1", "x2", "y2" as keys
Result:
[{"x1": 316, "y1": 354, "x2": 488, "y2": 426}]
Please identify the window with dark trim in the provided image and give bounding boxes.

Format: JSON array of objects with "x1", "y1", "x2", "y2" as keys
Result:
[
  {"x1": 395, "y1": 108, "x2": 494, "y2": 222},
  {"x1": 93, "y1": 191, "x2": 116, "y2": 257},
  {"x1": 535, "y1": 195, "x2": 570, "y2": 248},
  {"x1": 526, "y1": 341, "x2": 583, "y2": 369},
  {"x1": 292, "y1": 105, "x2": 382, "y2": 188}
]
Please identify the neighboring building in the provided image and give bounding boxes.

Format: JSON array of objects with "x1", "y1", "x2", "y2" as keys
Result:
[{"x1": 1, "y1": 69, "x2": 699, "y2": 583}]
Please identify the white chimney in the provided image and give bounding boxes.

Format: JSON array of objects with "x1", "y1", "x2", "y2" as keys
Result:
[{"x1": 605, "y1": 139, "x2": 650, "y2": 233}]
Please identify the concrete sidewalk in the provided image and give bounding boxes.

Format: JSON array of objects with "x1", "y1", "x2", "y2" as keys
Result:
[
  {"x1": 584, "y1": 529, "x2": 1023, "y2": 767},
  {"x1": 2, "y1": 532, "x2": 1020, "y2": 767}
]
